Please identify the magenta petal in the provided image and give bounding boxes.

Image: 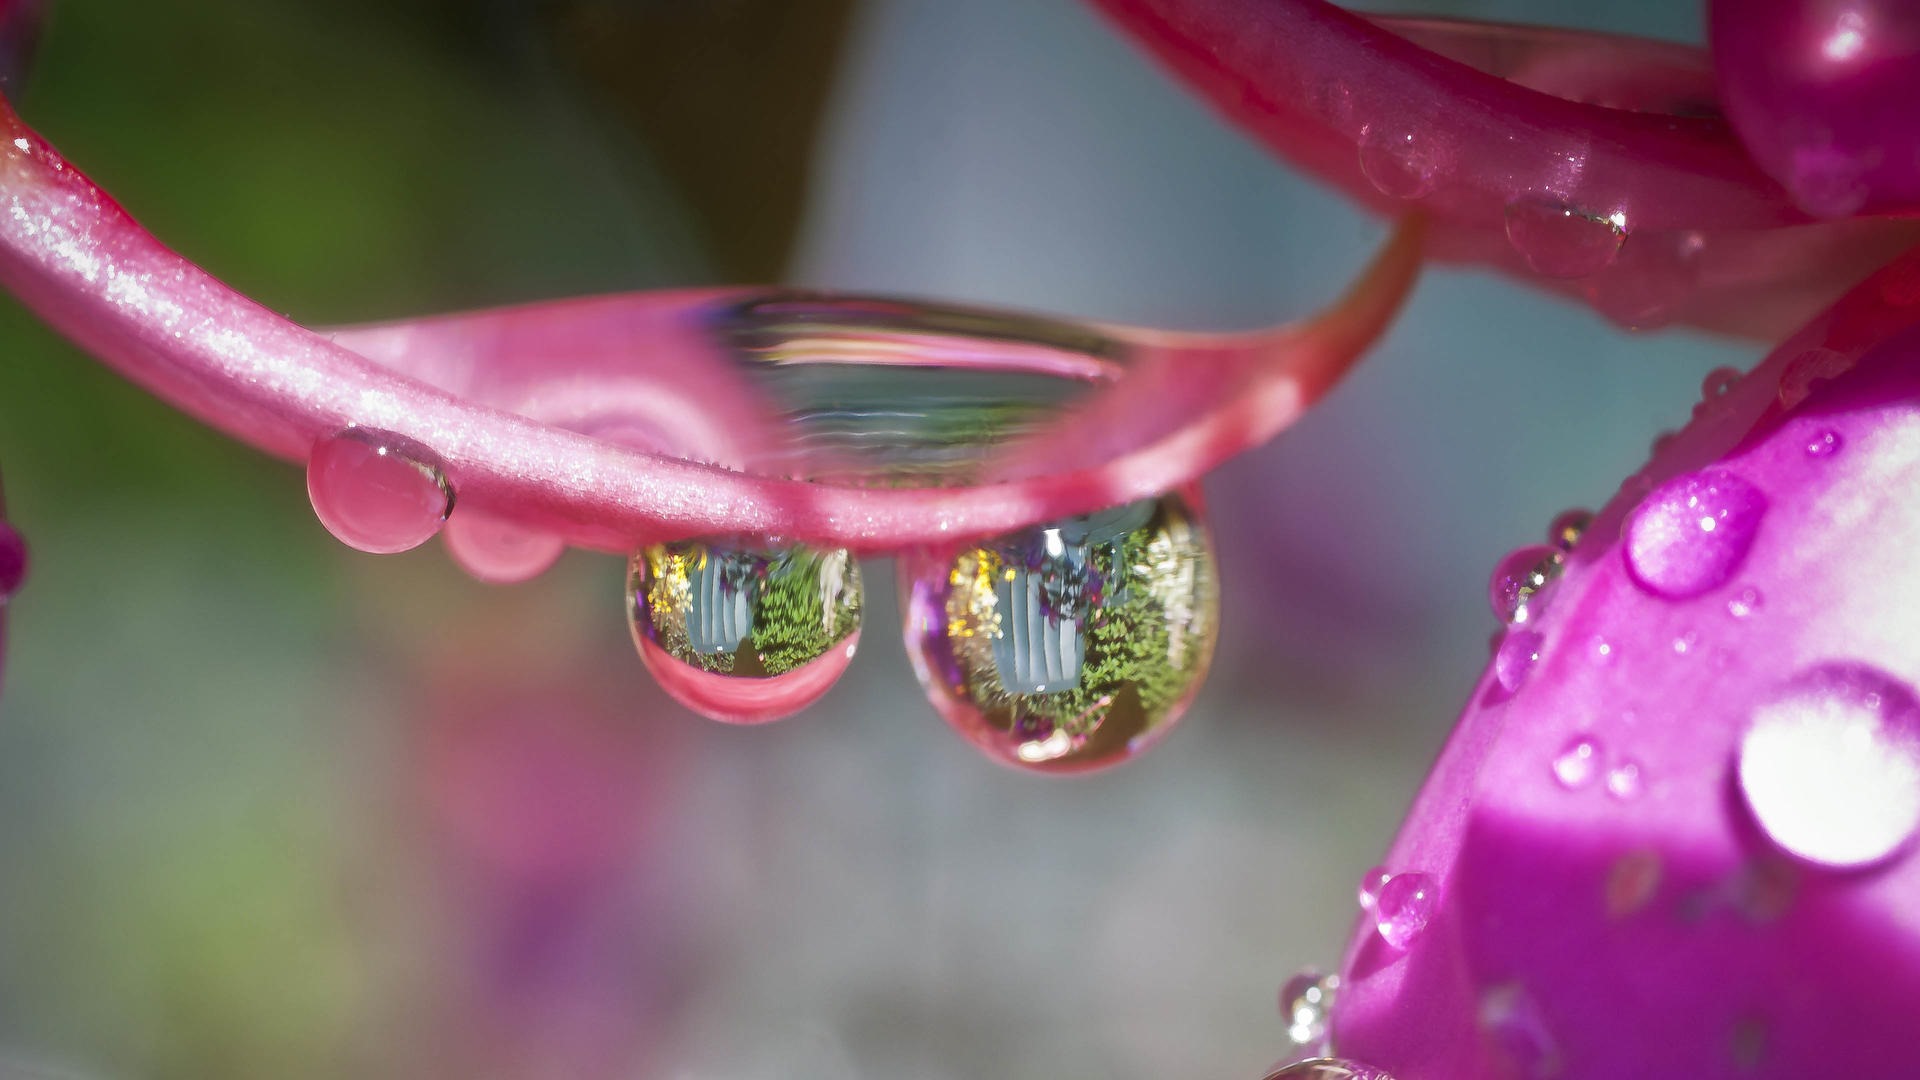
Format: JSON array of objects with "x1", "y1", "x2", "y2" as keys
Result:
[
  {"x1": 1713, "y1": 0, "x2": 1920, "y2": 218},
  {"x1": 1086, "y1": 0, "x2": 1920, "y2": 336},
  {"x1": 1331, "y1": 250, "x2": 1920, "y2": 1078},
  {"x1": 0, "y1": 101, "x2": 1421, "y2": 553}
]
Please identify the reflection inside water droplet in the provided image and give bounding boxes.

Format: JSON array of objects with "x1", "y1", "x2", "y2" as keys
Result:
[
  {"x1": 1372, "y1": 872, "x2": 1436, "y2": 950},
  {"x1": 1503, "y1": 197, "x2": 1627, "y2": 278},
  {"x1": 1738, "y1": 663, "x2": 1920, "y2": 868},
  {"x1": 306, "y1": 427, "x2": 454, "y2": 554},
  {"x1": 629, "y1": 542, "x2": 863, "y2": 724},
  {"x1": 900, "y1": 492, "x2": 1218, "y2": 772},
  {"x1": 1546, "y1": 509, "x2": 1591, "y2": 552},
  {"x1": 1488, "y1": 544, "x2": 1563, "y2": 624},
  {"x1": 1279, "y1": 970, "x2": 1339, "y2": 1053}
]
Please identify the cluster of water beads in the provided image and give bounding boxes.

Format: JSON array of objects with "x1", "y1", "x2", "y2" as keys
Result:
[
  {"x1": 900, "y1": 492, "x2": 1220, "y2": 772},
  {"x1": 1548, "y1": 733, "x2": 1645, "y2": 800},
  {"x1": 628, "y1": 541, "x2": 863, "y2": 725},
  {"x1": 1737, "y1": 662, "x2": 1920, "y2": 868}
]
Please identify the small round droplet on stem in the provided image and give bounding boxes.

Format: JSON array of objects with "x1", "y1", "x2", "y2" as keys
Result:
[{"x1": 307, "y1": 427, "x2": 455, "y2": 555}]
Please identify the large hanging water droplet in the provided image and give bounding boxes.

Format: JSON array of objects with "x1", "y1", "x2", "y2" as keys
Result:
[
  {"x1": 629, "y1": 542, "x2": 863, "y2": 724},
  {"x1": 1279, "y1": 970, "x2": 1339, "y2": 1053},
  {"x1": 1503, "y1": 197, "x2": 1627, "y2": 279},
  {"x1": 444, "y1": 510, "x2": 566, "y2": 585},
  {"x1": 307, "y1": 427, "x2": 454, "y2": 554},
  {"x1": 1372, "y1": 872, "x2": 1437, "y2": 950},
  {"x1": 1488, "y1": 544, "x2": 1562, "y2": 624},
  {"x1": 1357, "y1": 122, "x2": 1439, "y2": 200},
  {"x1": 1623, "y1": 469, "x2": 1766, "y2": 600},
  {"x1": 0, "y1": 521, "x2": 25, "y2": 601},
  {"x1": 1738, "y1": 662, "x2": 1920, "y2": 868},
  {"x1": 900, "y1": 492, "x2": 1218, "y2": 772},
  {"x1": 1263, "y1": 1060, "x2": 1394, "y2": 1080}
]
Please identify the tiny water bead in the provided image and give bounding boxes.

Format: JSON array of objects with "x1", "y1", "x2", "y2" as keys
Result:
[
  {"x1": 1487, "y1": 544, "x2": 1563, "y2": 624},
  {"x1": 1356, "y1": 122, "x2": 1439, "y2": 200},
  {"x1": 1279, "y1": 970, "x2": 1339, "y2": 1051},
  {"x1": 1502, "y1": 197, "x2": 1627, "y2": 279},
  {"x1": 900, "y1": 493, "x2": 1218, "y2": 772},
  {"x1": 1262, "y1": 1059, "x2": 1394, "y2": 1080},
  {"x1": 1546, "y1": 508, "x2": 1591, "y2": 552},
  {"x1": 1493, "y1": 629, "x2": 1544, "y2": 696},
  {"x1": 306, "y1": 427, "x2": 454, "y2": 555},
  {"x1": 1623, "y1": 469, "x2": 1767, "y2": 600},
  {"x1": 1551, "y1": 735, "x2": 1600, "y2": 790},
  {"x1": 1700, "y1": 366, "x2": 1741, "y2": 401},
  {"x1": 1805, "y1": 429, "x2": 1843, "y2": 458},
  {"x1": 628, "y1": 542, "x2": 863, "y2": 725},
  {"x1": 0, "y1": 521, "x2": 24, "y2": 600},
  {"x1": 1738, "y1": 663, "x2": 1920, "y2": 868},
  {"x1": 1356, "y1": 866, "x2": 1392, "y2": 912},
  {"x1": 1371, "y1": 872, "x2": 1437, "y2": 950},
  {"x1": 443, "y1": 510, "x2": 566, "y2": 586},
  {"x1": 1606, "y1": 759, "x2": 1645, "y2": 801},
  {"x1": 1726, "y1": 585, "x2": 1764, "y2": 620}
]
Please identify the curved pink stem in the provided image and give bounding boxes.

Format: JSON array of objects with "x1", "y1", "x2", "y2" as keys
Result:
[
  {"x1": 0, "y1": 99, "x2": 1421, "y2": 554},
  {"x1": 1085, "y1": 0, "x2": 1920, "y2": 336}
]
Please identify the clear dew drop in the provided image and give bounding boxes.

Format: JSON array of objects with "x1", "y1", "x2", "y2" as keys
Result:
[
  {"x1": 899, "y1": 492, "x2": 1218, "y2": 773},
  {"x1": 1546, "y1": 508, "x2": 1592, "y2": 552},
  {"x1": 1606, "y1": 759, "x2": 1645, "y2": 800},
  {"x1": 1671, "y1": 629, "x2": 1700, "y2": 656},
  {"x1": 1503, "y1": 197, "x2": 1627, "y2": 279},
  {"x1": 1738, "y1": 662, "x2": 1920, "y2": 868},
  {"x1": 306, "y1": 427, "x2": 454, "y2": 554},
  {"x1": 1488, "y1": 544, "x2": 1563, "y2": 624},
  {"x1": 1356, "y1": 865, "x2": 1392, "y2": 912},
  {"x1": 1493, "y1": 629, "x2": 1544, "y2": 695},
  {"x1": 1590, "y1": 636, "x2": 1617, "y2": 666},
  {"x1": 1700, "y1": 366, "x2": 1741, "y2": 401},
  {"x1": 0, "y1": 521, "x2": 25, "y2": 601},
  {"x1": 1623, "y1": 469, "x2": 1767, "y2": 600},
  {"x1": 628, "y1": 542, "x2": 863, "y2": 725},
  {"x1": 1727, "y1": 585, "x2": 1764, "y2": 620},
  {"x1": 1805, "y1": 429, "x2": 1843, "y2": 458},
  {"x1": 1357, "y1": 122, "x2": 1439, "y2": 200},
  {"x1": 1262, "y1": 1058, "x2": 1396, "y2": 1080},
  {"x1": 1372, "y1": 872, "x2": 1437, "y2": 950},
  {"x1": 1279, "y1": 970, "x2": 1339, "y2": 1052},
  {"x1": 443, "y1": 510, "x2": 566, "y2": 585},
  {"x1": 1551, "y1": 735, "x2": 1601, "y2": 790}
]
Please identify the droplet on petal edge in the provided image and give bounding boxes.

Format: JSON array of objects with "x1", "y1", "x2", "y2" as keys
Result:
[
  {"x1": 1738, "y1": 663, "x2": 1920, "y2": 869},
  {"x1": 1279, "y1": 969, "x2": 1339, "y2": 1052},
  {"x1": 306, "y1": 427, "x2": 454, "y2": 555},
  {"x1": 1623, "y1": 469, "x2": 1767, "y2": 600},
  {"x1": 1262, "y1": 1058, "x2": 1395, "y2": 1080},
  {"x1": 443, "y1": 510, "x2": 566, "y2": 585},
  {"x1": 0, "y1": 521, "x2": 25, "y2": 600},
  {"x1": 899, "y1": 492, "x2": 1218, "y2": 773},
  {"x1": 1357, "y1": 121, "x2": 1439, "y2": 200},
  {"x1": 1700, "y1": 366, "x2": 1741, "y2": 401},
  {"x1": 628, "y1": 542, "x2": 863, "y2": 725},
  {"x1": 1493, "y1": 629, "x2": 1544, "y2": 696},
  {"x1": 1356, "y1": 865, "x2": 1392, "y2": 912},
  {"x1": 1551, "y1": 734, "x2": 1601, "y2": 790},
  {"x1": 1546, "y1": 508, "x2": 1592, "y2": 552},
  {"x1": 1503, "y1": 197, "x2": 1627, "y2": 279},
  {"x1": 1488, "y1": 544, "x2": 1563, "y2": 624},
  {"x1": 1371, "y1": 872, "x2": 1437, "y2": 950}
]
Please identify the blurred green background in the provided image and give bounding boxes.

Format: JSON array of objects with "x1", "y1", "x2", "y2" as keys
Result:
[{"x1": 0, "y1": 1, "x2": 1747, "y2": 1077}]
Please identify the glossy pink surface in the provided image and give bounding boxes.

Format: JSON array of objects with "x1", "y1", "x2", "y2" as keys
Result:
[
  {"x1": 1713, "y1": 0, "x2": 1920, "y2": 217},
  {"x1": 1333, "y1": 249, "x2": 1920, "y2": 1079},
  {"x1": 1088, "y1": 0, "x2": 1920, "y2": 336},
  {"x1": 442, "y1": 511, "x2": 567, "y2": 586},
  {"x1": 0, "y1": 99, "x2": 1421, "y2": 555},
  {"x1": 633, "y1": 632, "x2": 858, "y2": 726}
]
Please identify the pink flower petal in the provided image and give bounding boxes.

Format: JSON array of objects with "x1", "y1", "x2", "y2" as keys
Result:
[
  {"x1": 1332, "y1": 244, "x2": 1920, "y2": 1078},
  {"x1": 0, "y1": 99, "x2": 1421, "y2": 553},
  {"x1": 1085, "y1": 0, "x2": 1920, "y2": 336}
]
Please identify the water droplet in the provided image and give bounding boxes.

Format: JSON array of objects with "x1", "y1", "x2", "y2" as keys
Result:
[
  {"x1": 443, "y1": 510, "x2": 566, "y2": 585},
  {"x1": 1623, "y1": 469, "x2": 1767, "y2": 599},
  {"x1": 900, "y1": 494, "x2": 1218, "y2": 772},
  {"x1": 1551, "y1": 735, "x2": 1601, "y2": 789},
  {"x1": 1805, "y1": 429, "x2": 1843, "y2": 458},
  {"x1": 1279, "y1": 970, "x2": 1339, "y2": 1052},
  {"x1": 1726, "y1": 585, "x2": 1764, "y2": 619},
  {"x1": 1487, "y1": 544, "x2": 1562, "y2": 624},
  {"x1": 1738, "y1": 662, "x2": 1920, "y2": 868},
  {"x1": 0, "y1": 521, "x2": 25, "y2": 601},
  {"x1": 1503, "y1": 197, "x2": 1627, "y2": 278},
  {"x1": 1777, "y1": 348, "x2": 1853, "y2": 409},
  {"x1": 1372, "y1": 872, "x2": 1436, "y2": 950},
  {"x1": 1606, "y1": 759, "x2": 1645, "y2": 800},
  {"x1": 1546, "y1": 509, "x2": 1592, "y2": 552},
  {"x1": 1356, "y1": 865, "x2": 1392, "y2": 912},
  {"x1": 1700, "y1": 366, "x2": 1741, "y2": 401},
  {"x1": 1671, "y1": 629, "x2": 1700, "y2": 656},
  {"x1": 629, "y1": 542, "x2": 863, "y2": 724},
  {"x1": 1262, "y1": 1059, "x2": 1395, "y2": 1080},
  {"x1": 1604, "y1": 849, "x2": 1663, "y2": 916},
  {"x1": 1493, "y1": 629, "x2": 1544, "y2": 695},
  {"x1": 306, "y1": 427, "x2": 454, "y2": 554},
  {"x1": 1357, "y1": 123, "x2": 1439, "y2": 199},
  {"x1": 1590, "y1": 637, "x2": 1616, "y2": 666}
]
